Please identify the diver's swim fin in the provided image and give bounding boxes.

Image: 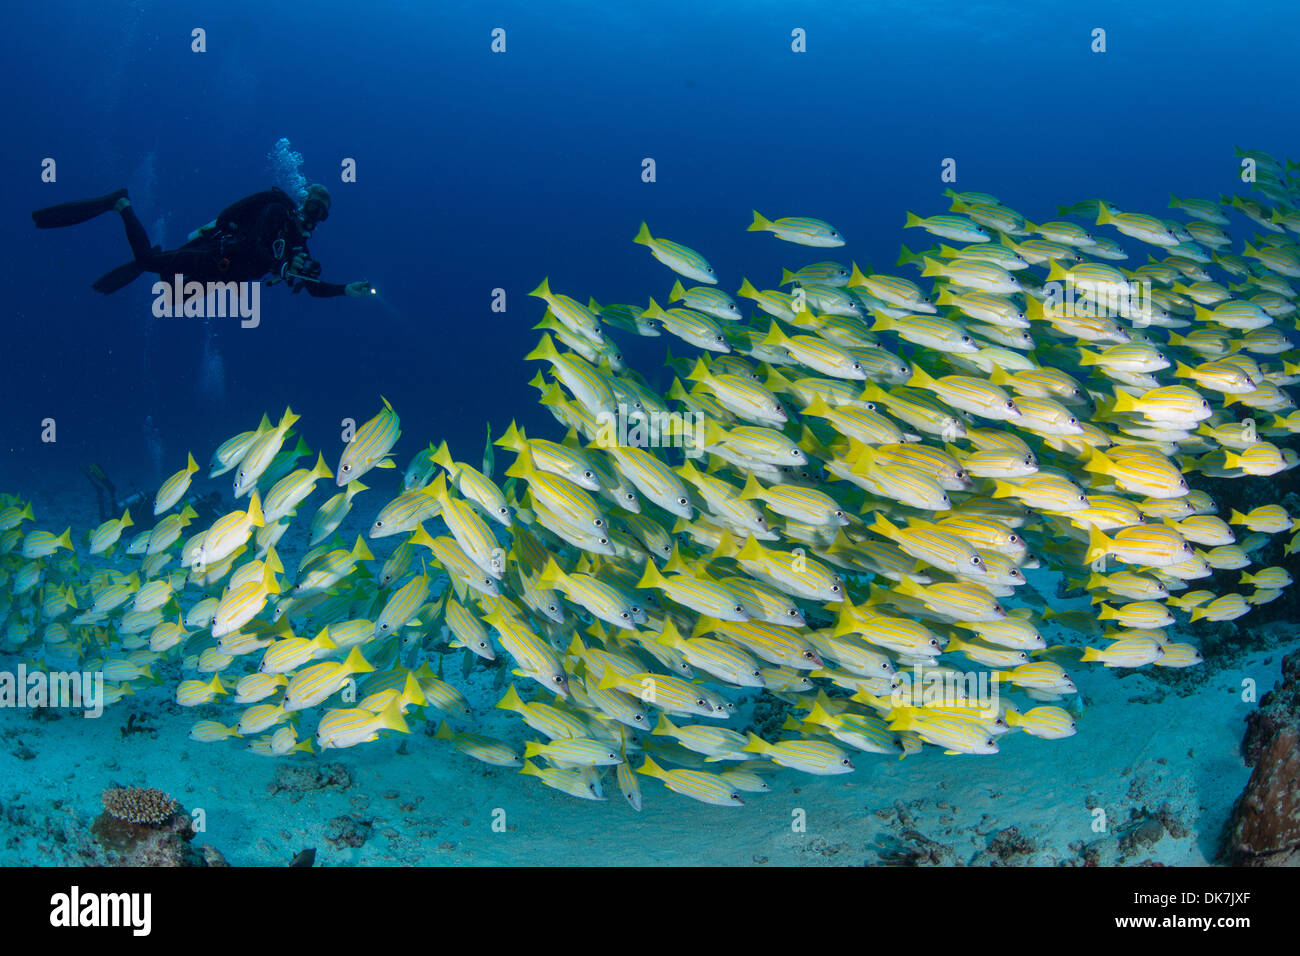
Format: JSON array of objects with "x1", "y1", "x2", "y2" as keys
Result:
[
  {"x1": 32, "y1": 188, "x2": 128, "y2": 228},
  {"x1": 92, "y1": 258, "x2": 146, "y2": 294},
  {"x1": 82, "y1": 462, "x2": 115, "y2": 496}
]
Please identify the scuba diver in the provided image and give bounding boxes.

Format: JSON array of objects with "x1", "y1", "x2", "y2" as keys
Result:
[
  {"x1": 32, "y1": 184, "x2": 371, "y2": 298},
  {"x1": 83, "y1": 462, "x2": 223, "y2": 527}
]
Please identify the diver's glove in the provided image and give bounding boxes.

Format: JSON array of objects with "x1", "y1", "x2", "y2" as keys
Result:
[
  {"x1": 345, "y1": 281, "x2": 372, "y2": 297},
  {"x1": 291, "y1": 252, "x2": 322, "y2": 279}
]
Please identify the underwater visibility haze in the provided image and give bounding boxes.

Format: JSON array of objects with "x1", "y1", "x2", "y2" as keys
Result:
[{"x1": 1, "y1": 0, "x2": 1300, "y2": 877}]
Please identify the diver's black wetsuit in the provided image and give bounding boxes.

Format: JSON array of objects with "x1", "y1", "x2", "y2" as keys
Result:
[{"x1": 33, "y1": 187, "x2": 347, "y2": 297}]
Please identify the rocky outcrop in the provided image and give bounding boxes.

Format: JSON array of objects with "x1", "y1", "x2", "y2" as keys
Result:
[
  {"x1": 91, "y1": 790, "x2": 225, "y2": 867},
  {"x1": 1242, "y1": 653, "x2": 1300, "y2": 764},
  {"x1": 1223, "y1": 653, "x2": 1300, "y2": 866}
]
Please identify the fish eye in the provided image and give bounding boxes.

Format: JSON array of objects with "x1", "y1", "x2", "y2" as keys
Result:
[
  {"x1": 841, "y1": 758, "x2": 851, "y2": 766},
  {"x1": 624, "y1": 493, "x2": 635, "y2": 502},
  {"x1": 594, "y1": 518, "x2": 604, "y2": 527},
  {"x1": 834, "y1": 510, "x2": 845, "y2": 518},
  {"x1": 961, "y1": 336, "x2": 971, "y2": 344},
  {"x1": 852, "y1": 363, "x2": 863, "y2": 371},
  {"x1": 956, "y1": 470, "x2": 967, "y2": 480},
  {"x1": 634, "y1": 713, "x2": 643, "y2": 721},
  {"x1": 791, "y1": 449, "x2": 800, "y2": 457},
  {"x1": 499, "y1": 507, "x2": 508, "y2": 516},
  {"x1": 583, "y1": 471, "x2": 594, "y2": 479},
  {"x1": 707, "y1": 267, "x2": 714, "y2": 274},
  {"x1": 788, "y1": 608, "x2": 800, "y2": 616},
  {"x1": 831, "y1": 584, "x2": 842, "y2": 593},
  {"x1": 696, "y1": 698, "x2": 707, "y2": 707},
  {"x1": 599, "y1": 537, "x2": 609, "y2": 545},
  {"x1": 678, "y1": 497, "x2": 689, "y2": 505},
  {"x1": 1005, "y1": 400, "x2": 1016, "y2": 408},
  {"x1": 621, "y1": 612, "x2": 630, "y2": 620},
  {"x1": 971, "y1": 556, "x2": 982, "y2": 565},
  {"x1": 865, "y1": 402, "x2": 876, "y2": 411},
  {"x1": 1068, "y1": 418, "x2": 1077, "y2": 425},
  {"x1": 734, "y1": 605, "x2": 744, "y2": 613},
  {"x1": 342, "y1": 464, "x2": 351, "y2": 472},
  {"x1": 375, "y1": 520, "x2": 383, "y2": 528},
  {"x1": 552, "y1": 675, "x2": 565, "y2": 684},
  {"x1": 1009, "y1": 534, "x2": 1019, "y2": 543}
]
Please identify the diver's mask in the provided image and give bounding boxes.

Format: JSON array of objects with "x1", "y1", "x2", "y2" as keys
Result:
[{"x1": 299, "y1": 185, "x2": 332, "y2": 233}]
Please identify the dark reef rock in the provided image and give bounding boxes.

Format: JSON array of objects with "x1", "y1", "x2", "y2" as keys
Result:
[
  {"x1": 1118, "y1": 816, "x2": 1165, "y2": 859},
  {"x1": 743, "y1": 693, "x2": 794, "y2": 740},
  {"x1": 1223, "y1": 726, "x2": 1300, "y2": 866},
  {"x1": 1223, "y1": 653, "x2": 1300, "y2": 866},
  {"x1": 90, "y1": 807, "x2": 212, "y2": 867},
  {"x1": 1242, "y1": 652, "x2": 1300, "y2": 766},
  {"x1": 325, "y1": 815, "x2": 372, "y2": 849},
  {"x1": 269, "y1": 763, "x2": 353, "y2": 799},
  {"x1": 983, "y1": 826, "x2": 1035, "y2": 864},
  {"x1": 875, "y1": 828, "x2": 956, "y2": 866}
]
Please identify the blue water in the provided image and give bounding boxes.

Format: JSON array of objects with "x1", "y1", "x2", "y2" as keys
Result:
[{"x1": 4, "y1": 0, "x2": 1296, "y2": 489}]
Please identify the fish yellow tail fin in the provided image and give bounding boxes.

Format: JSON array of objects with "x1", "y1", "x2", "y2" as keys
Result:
[
  {"x1": 523, "y1": 333, "x2": 561, "y2": 364},
  {"x1": 637, "y1": 756, "x2": 667, "y2": 778},
  {"x1": 906, "y1": 366, "x2": 937, "y2": 389},
  {"x1": 1085, "y1": 525, "x2": 1112, "y2": 565},
  {"x1": 636, "y1": 560, "x2": 669, "y2": 590}
]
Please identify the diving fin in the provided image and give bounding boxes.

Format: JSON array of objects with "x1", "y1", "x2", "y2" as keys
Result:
[
  {"x1": 32, "y1": 188, "x2": 128, "y2": 229},
  {"x1": 92, "y1": 258, "x2": 147, "y2": 295}
]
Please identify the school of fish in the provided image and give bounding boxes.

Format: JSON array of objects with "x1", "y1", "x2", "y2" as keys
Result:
[{"x1": 3, "y1": 146, "x2": 1300, "y2": 809}]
